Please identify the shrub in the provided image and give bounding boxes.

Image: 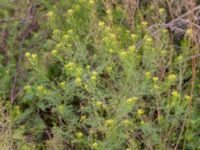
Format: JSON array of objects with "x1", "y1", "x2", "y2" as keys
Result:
[{"x1": 0, "y1": 0, "x2": 200, "y2": 149}]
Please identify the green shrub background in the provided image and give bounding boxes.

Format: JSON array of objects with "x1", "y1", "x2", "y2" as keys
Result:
[{"x1": 0, "y1": 0, "x2": 200, "y2": 149}]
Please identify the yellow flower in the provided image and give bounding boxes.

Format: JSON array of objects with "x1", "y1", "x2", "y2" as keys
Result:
[
  {"x1": 57, "y1": 104, "x2": 65, "y2": 113},
  {"x1": 108, "y1": 48, "x2": 114, "y2": 54},
  {"x1": 105, "y1": 119, "x2": 114, "y2": 126},
  {"x1": 80, "y1": 115, "x2": 86, "y2": 121},
  {"x1": 142, "y1": 21, "x2": 148, "y2": 28},
  {"x1": 172, "y1": 90, "x2": 180, "y2": 98},
  {"x1": 31, "y1": 53, "x2": 37, "y2": 60},
  {"x1": 47, "y1": 11, "x2": 54, "y2": 18},
  {"x1": 91, "y1": 71, "x2": 98, "y2": 81},
  {"x1": 91, "y1": 75, "x2": 97, "y2": 81},
  {"x1": 59, "y1": 81, "x2": 65, "y2": 88},
  {"x1": 185, "y1": 95, "x2": 191, "y2": 102},
  {"x1": 75, "y1": 77, "x2": 82, "y2": 86},
  {"x1": 137, "y1": 109, "x2": 144, "y2": 116},
  {"x1": 110, "y1": 33, "x2": 116, "y2": 39},
  {"x1": 106, "y1": 66, "x2": 112, "y2": 73},
  {"x1": 67, "y1": 29, "x2": 73, "y2": 35},
  {"x1": 153, "y1": 77, "x2": 158, "y2": 82},
  {"x1": 126, "y1": 97, "x2": 137, "y2": 104},
  {"x1": 145, "y1": 72, "x2": 151, "y2": 78},
  {"x1": 67, "y1": 44, "x2": 72, "y2": 49},
  {"x1": 167, "y1": 74, "x2": 176, "y2": 82},
  {"x1": 75, "y1": 5, "x2": 80, "y2": 11},
  {"x1": 95, "y1": 101, "x2": 102, "y2": 107},
  {"x1": 89, "y1": 0, "x2": 95, "y2": 5},
  {"x1": 120, "y1": 51, "x2": 128, "y2": 58},
  {"x1": 76, "y1": 67, "x2": 83, "y2": 77},
  {"x1": 84, "y1": 84, "x2": 89, "y2": 91},
  {"x1": 153, "y1": 84, "x2": 160, "y2": 90},
  {"x1": 24, "y1": 85, "x2": 31, "y2": 92},
  {"x1": 122, "y1": 119, "x2": 130, "y2": 126},
  {"x1": 67, "y1": 9, "x2": 74, "y2": 16},
  {"x1": 128, "y1": 45, "x2": 135, "y2": 53},
  {"x1": 92, "y1": 71, "x2": 98, "y2": 76},
  {"x1": 144, "y1": 35, "x2": 153, "y2": 43},
  {"x1": 162, "y1": 29, "x2": 168, "y2": 34},
  {"x1": 92, "y1": 142, "x2": 98, "y2": 149},
  {"x1": 63, "y1": 34, "x2": 70, "y2": 41},
  {"x1": 177, "y1": 55, "x2": 183, "y2": 62},
  {"x1": 106, "y1": 9, "x2": 112, "y2": 15},
  {"x1": 98, "y1": 21, "x2": 105, "y2": 28},
  {"x1": 159, "y1": 8, "x2": 165, "y2": 14},
  {"x1": 15, "y1": 106, "x2": 21, "y2": 116},
  {"x1": 37, "y1": 85, "x2": 44, "y2": 91},
  {"x1": 25, "y1": 52, "x2": 31, "y2": 58},
  {"x1": 140, "y1": 120, "x2": 145, "y2": 125},
  {"x1": 76, "y1": 132, "x2": 84, "y2": 139},
  {"x1": 186, "y1": 28, "x2": 193, "y2": 36},
  {"x1": 86, "y1": 65, "x2": 91, "y2": 70},
  {"x1": 131, "y1": 34, "x2": 137, "y2": 41},
  {"x1": 53, "y1": 29, "x2": 60, "y2": 35},
  {"x1": 65, "y1": 62, "x2": 75, "y2": 71},
  {"x1": 51, "y1": 50, "x2": 57, "y2": 56},
  {"x1": 161, "y1": 50, "x2": 167, "y2": 56}
]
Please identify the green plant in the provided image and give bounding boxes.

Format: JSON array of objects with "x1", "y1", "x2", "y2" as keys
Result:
[{"x1": 0, "y1": 0, "x2": 200, "y2": 149}]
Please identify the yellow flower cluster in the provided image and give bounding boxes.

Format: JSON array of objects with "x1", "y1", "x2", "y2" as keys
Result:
[
  {"x1": 59, "y1": 81, "x2": 66, "y2": 89},
  {"x1": 106, "y1": 66, "x2": 112, "y2": 73},
  {"x1": 51, "y1": 50, "x2": 58, "y2": 56},
  {"x1": 92, "y1": 142, "x2": 98, "y2": 149},
  {"x1": 126, "y1": 97, "x2": 137, "y2": 104},
  {"x1": 98, "y1": 21, "x2": 105, "y2": 28},
  {"x1": 75, "y1": 77, "x2": 82, "y2": 86},
  {"x1": 131, "y1": 34, "x2": 137, "y2": 41},
  {"x1": 128, "y1": 45, "x2": 136, "y2": 53},
  {"x1": 137, "y1": 109, "x2": 144, "y2": 116},
  {"x1": 167, "y1": 74, "x2": 176, "y2": 82},
  {"x1": 122, "y1": 119, "x2": 130, "y2": 126},
  {"x1": 76, "y1": 67, "x2": 83, "y2": 77},
  {"x1": 67, "y1": 9, "x2": 74, "y2": 16},
  {"x1": 95, "y1": 101, "x2": 102, "y2": 107},
  {"x1": 65, "y1": 62, "x2": 75, "y2": 71},
  {"x1": 177, "y1": 55, "x2": 183, "y2": 62},
  {"x1": 159, "y1": 8, "x2": 165, "y2": 14},
  {"x1": 145, "y1": 72, "x2": 151, "y2": 78},
  {"x1": 161, "y1": 50, "x2": 167, "y2": 56},
  {"x1": 57, "y1": 104, "x2": 65, "y2": 113},
  {"x1": 106, "y1": 9, "x2": 112, "y2": 20},
  {"x1": 80, "y1": 115, "x2": 87, "y2": 122},
  {"x1": 76, "y1": 132, "x2": 84, "y2": 139},
  {"x1": 144, "y1": 35, "x2": 153, "y2": 44},
  {"x1": 91, "y1": 71, "x2": 98, "y2": 81},
  {"x1": 37, "y1": 85, "x2": 47, "y2": 95},
  {"x1": 153, "y1": 77, "x2": 158, "y2": 82},
  {"x1": 120, "y1": 51, "x2": 128, "y2": 59},
  {"x1": 105, "y1": 119, "x2": 114, "y2": 126},
  {"x1": 142, "y1": 21, "x2": 148, "y2": 28},
  {"x1": 24, "y1": 85, "x2": 31, "y2": 92},
  {"x1": 171, "y1": 90, "x2": 180, "y2": 98},
  {"x1": 153, "y1": 84, "x2": 160, "y2": 90},
  {"x1": 185, "y1": 95, "x2": 191, "y2": 102},
  {"x1": 186, "y1": 28, "x2": 193, "y2": 36},
  {"x1": 47, "y1": 11, "x2": 54, "y2": 18},
  {"x1": 89, "y1": 0, "x2": 95, "y2": 5},
  {"x1": 15, "y1": 106, "x2": 21, "y2": 116},
  {"x1": 25, "y1": 52, "x2": 38, "y2": 61}
]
